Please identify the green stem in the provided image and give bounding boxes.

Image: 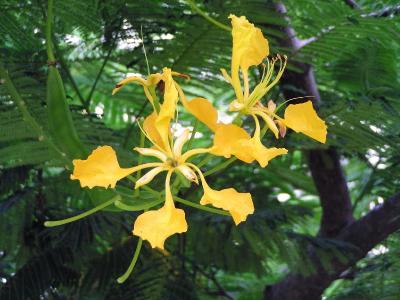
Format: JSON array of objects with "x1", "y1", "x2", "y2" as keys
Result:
[
  {"x1": 117, "y1": 238, "x2": 143, "y2": 284},
  {"x1": 197, "y1": 154, "x2": 213, "y2": 168},
  {"x1": 204, "y1": 157, "x2": 236, "y2": 176},
  {"x1": 185, "y1": 0, "x2": 231, "y2": 32},
  {"x1": 185, "y1": 119, "x2": 199, "y2": 152},
  {"x1": 46, "y1": 0, "x2": 55, "y2": 61},
  {"x1": 0, "y1": 65, "x2": 70, "y2": 166},
  {"x1": 114, "y1": 198, "x2": 163, "y2": 211},
  {"x1": 174, "y1": 196, "x2": 230, "y2": 216},
  {"x1": 126, "y1": 175, "x2": 229, "y2": 216},
  {"x1": 44, "y1": 196, "x2": 120, "y2": 227}
]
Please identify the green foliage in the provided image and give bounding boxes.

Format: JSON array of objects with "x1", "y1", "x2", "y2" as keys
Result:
[{"x1": 0, "y1": 0, "x2": 399, "y2": 299}]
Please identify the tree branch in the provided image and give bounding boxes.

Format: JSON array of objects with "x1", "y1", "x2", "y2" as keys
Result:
[
  {"x1": 308, "y1": 149, "x2": 354, "y2": 237},
  {"x1": 362, "y1": 4, "x2": 400, "y2": 18},
  {"x1": 265, "y1": 192, "x2": 400, "y2": 300},
  {"x1": 343, "y1": 0, "x2": 360, "y2": 10},
  {"x1": 263, "y1": 2, "x2": 400, "y2": 299},
  {"x1": 274, "y1": 2, "x2": 354, "y2": 238}
]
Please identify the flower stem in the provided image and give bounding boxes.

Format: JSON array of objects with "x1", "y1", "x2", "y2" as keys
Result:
[
  {"x1": 44, "y1": 195, "x2": 120, "y2": 227},
  {"x1": 114, "y1": 198, "x2": 163, "y2": 211},
  {"x1": 185, "y1": 118, "x2": 199, "y2": 152},
  {"x1": 204, "y1": 157, "x2": 236, "y2": 176},
  {"x1": 46, "y1": 0, "x2": 55, "y2": 61},
  {"x1": 117, "y1": 238, "x2": 143, "y2": 284},
  {"x1": 174, "y1": 196, "x2": 230, "y2": 216}
]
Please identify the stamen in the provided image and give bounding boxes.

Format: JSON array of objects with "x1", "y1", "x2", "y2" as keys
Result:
[
  {"x1": 180, "y1": 147, "x2": 212, "y2": 163},
  {"x1": 136, "y1": 120, "x2": 165, "y2": 153},
  {"x1": 177, "y1": 165, "x2": 198, "y2": 184}
]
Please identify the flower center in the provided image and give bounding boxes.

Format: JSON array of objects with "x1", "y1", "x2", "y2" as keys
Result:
[{"x1": 166, "y1": 157, "x2": 179, "y2": 168}]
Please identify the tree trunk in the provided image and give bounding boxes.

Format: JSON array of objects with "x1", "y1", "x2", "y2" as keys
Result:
[{"x1": 263, "y1": 2, "x2": 400, "y2": 299}]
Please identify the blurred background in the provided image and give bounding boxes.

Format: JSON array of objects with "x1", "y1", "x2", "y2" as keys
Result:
[{"x1": 0, "y1": 0, "x2": 399, "y2": 299}]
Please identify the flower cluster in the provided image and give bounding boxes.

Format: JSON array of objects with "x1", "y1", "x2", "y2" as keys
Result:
[{"x1": 69, "y1": 15, "x2": 327, "y2": 254}]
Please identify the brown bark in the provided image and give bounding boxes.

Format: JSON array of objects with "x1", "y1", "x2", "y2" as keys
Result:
[
  {"x1": 264, "y1": 193, "x2": 400, "y2": 300},
  {"x1": 343, "y1": 0, "x2": 360, "y2": 10},
  {"x1": 274, "y1": 2, "x2": 354, "y2": 238},
  {"x1": 263, "y1": 3, "x2": 399, "y2": 299}
]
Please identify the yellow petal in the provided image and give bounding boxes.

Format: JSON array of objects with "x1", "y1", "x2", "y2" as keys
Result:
[
  {"x1": 155, "y1": 68, "x2": 178, "y2": 150},
  {"x1": 134, "y1": 147, "x2": 167, "y2": 162},
  {"x1": 283, "y1": 101, "x2": 327, "y2": 143},
  {"x1": 132, "y1": 202, "x2": 187, "y2": 249},
  {"x1": 257, "y1": 112, "x2": 279, "y2": 139},
  {"x1": 229, "y1": 14, "x2": 269, "y2": 101},
  {"x1": 173, "y1": 128, "x2": 190, "y2": 157},
  {"x1": 135, "y1": 166, "x2": 165, "y2": 189},
  {"x1": 200, "y1": 186, "x2": 254, "y2": 225},
  {"x1": 112, "y1": 76, "x2": 148, "y2": 95},
  {"x1": 229, "y1": 14, "x2": 269, "y2": 71},
  {"x1": 182, "y1": 97, "x2": 219, "y2": 132},
  {"x1": 70, "y1": 146, "x2": 136, "y2": 189},
  {"x1": 132, "y1": 171, "x2": 188, "y2": 249},
  {"x1": 143, "y1": 111, "x2": 164, "y2": 150},
  {"x1": 235, "y1": 137, "x2": 288, "y2": 168},
  {"x1": 211, "y1": 124, "x2": 254, "y2": 163}
]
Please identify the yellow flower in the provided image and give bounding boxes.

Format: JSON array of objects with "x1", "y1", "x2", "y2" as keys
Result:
[
  {"x1": 133, "y1": 171, "x2": 187, "y2": 249},
  {"x1": 71, "y1": 73, "x2": 254, "y2": 249},
  {"x1": 70, "y1": 146, "x2": 158, "y2": 189},
  {"x1": 176, "y1": 84, "x2": 287, "y2": 167},
  {"x1": 220, "y1": 14, "x2": 327, "y2": 146},
  {"x1": 112, "y1": 67, "x2": 189, "y2": 113}
]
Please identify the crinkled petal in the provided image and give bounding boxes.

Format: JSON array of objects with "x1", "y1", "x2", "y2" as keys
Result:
[
  {"x1": 182, "y1": 97, "x2": 219, "y2": 132},
  {"x1": 133, "y1": 171, "x2": 187, "y2": 249},
  {"x1": 229, "y1": 14, "x2": 269, "y2": 71},
  {"x1": 236, "y1": 137, "x2": 288, "y2": 168},
  {"x1": 70, "y1": 146, "x2": 135, "y2": 188},
  {"x1": 211, "y1": 124, "x2": 253, "y2": 163},
  {"x1": 283, "y1": 101, "x2": 327, "y2": 143},
  {"x1": 132, "y1": 203, "x2": 187, "y2": 249},
  {"x1": 200, "y1": 186, "x2": 254, "y2": 225}
]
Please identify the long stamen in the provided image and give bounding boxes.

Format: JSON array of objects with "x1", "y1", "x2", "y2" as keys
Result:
[
  {"x1": 136, "y1": 119, "x2": 165, "y2": 153},
  {"x1": 274, "y1": 95, "x2": 316, "y2": 113},
  {"x1": 180, "y1": 148, "x2": 212, "y2": 163}
]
